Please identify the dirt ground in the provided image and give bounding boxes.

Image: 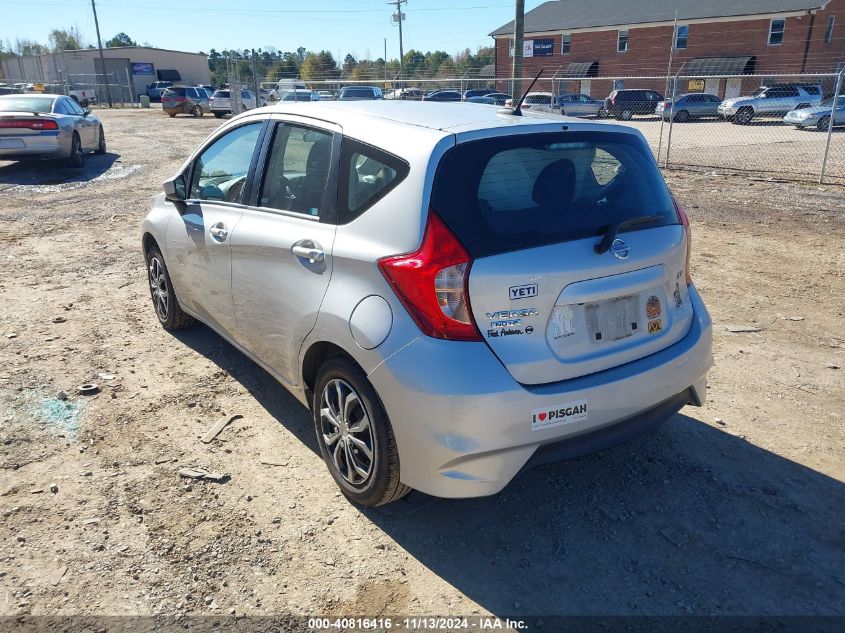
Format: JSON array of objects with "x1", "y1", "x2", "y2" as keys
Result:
[{"x1": 0, "y1": 108, "x2": 843, "y2": 625}]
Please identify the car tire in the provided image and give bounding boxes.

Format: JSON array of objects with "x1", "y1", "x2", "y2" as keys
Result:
[
  {"x1": 312, "y1": 356, "x2": 411, "y2": 507},
  {"x1": 734, "y1": 107, "x2": 754, "y2": 125},
  {"x1": 817, "y1": 116, "x2": 831, "y2": 132},
  {"x1": 168, "y1": 112, "x2": 177, "y2": 118},
  {"x1": 145, "y1": 246, "x2": 195, "y2": 330},
  {"x1": 95, "y1": 127, "x2": 106, "y2": 154},
  {"x1": 192, "y1": 105, "x2": 203, "y2": 118},
  {"x1": 66, "y1": 133, "x2": 84, "y2": 168},
  {"x1": 673, "y1": 110, "x2": 690, "y2": 123}
]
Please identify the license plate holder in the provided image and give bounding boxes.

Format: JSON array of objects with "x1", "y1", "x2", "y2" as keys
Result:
[{"x1": 585, "y1": 295, "x2": 640, "y2": 344}]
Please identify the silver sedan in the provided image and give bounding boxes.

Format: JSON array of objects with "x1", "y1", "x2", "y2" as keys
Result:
[
  {"x1": 783, "y1": 96, "x2": 845, "y2": 131},
  {"x1": 0, "y1": 93, "x2": 105, "y2": 167}
]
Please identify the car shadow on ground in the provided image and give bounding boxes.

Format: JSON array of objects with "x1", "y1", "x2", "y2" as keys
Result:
[
  {"x1": 0, "y1": 151, "x2": 120, "y2": 186},
  {"x1": 171, "y1": 323, "x2": 845, "y2": 618}
]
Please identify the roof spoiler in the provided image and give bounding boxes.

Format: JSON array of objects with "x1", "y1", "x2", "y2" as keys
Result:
[{"x1": 499, "y1": 68, "x2": 544, "y2": 117}]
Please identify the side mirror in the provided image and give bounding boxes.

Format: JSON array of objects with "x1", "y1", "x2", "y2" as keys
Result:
[
  {"x1": 83, "y1": 108, "x2": 91, "y2": 116},
  {"x1": 164, "y1": 174, "x2": 187, "y2": 202}
]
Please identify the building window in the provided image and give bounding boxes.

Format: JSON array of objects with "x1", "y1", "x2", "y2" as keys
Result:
[
  {"x1": 562, "y1": 33, "x2": 571, "y2": 55},
  {"x1": 675, "y1": 25, "x2": 688, "y2": 49},
  {"x1": 825, "y1": 16, "x2": 835, "y2": 46},
  {"x1": 508, "y1": 39, "x2": 514, "y2": 57},
  {"x1": 617, "y1": 30, "x2": 628, "y2": 52},
  {"x1": 768, "y1": 19, "x2": 785, "y2": 46}
]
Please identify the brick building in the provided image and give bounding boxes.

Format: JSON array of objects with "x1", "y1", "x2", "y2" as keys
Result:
[{"x1": 490, "y1": 0, "x2": 845, "y2": 98}]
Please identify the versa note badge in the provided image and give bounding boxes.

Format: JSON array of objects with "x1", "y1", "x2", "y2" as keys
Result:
[
  {"x1": 610, "y1": 238, "x2": 630, "y2": 260},
  {"x1": 532, "y1": 400, "x2": 589, "y2": 431}
]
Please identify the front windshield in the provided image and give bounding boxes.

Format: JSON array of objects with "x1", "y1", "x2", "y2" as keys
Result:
[
  {"x1": 820, "y1": 96, "x2": 845, "y2": 107},
  {"x1": 0, "y1": 96, "x2": 55, "y2": 112},
  {"x1": 749, "y1": 88, "x2": 766, "y2": 97}
]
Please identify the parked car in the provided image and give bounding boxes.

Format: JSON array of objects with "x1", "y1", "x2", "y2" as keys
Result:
[
  {"x1": 146, "y1": 81, "x2": 173, "y2": 101},
  {"x1": 466, "y1": 96, "x2": 497, "y2": 105},
  {"x1": 485, "y1": 92, "x2": 512, "y2": 106},
  {"x1": 656, "y1": 93, "x2": 722, "y2": 122},
  {"x1": 718, "y1": 83, "x2": 823, "y2": 125},
  {"x1": 519, "y1": 92, "x2": 562, "y2": 113},
  {"x1": 338, "y1": 86, "x2": 383, "y2": 101},
  {"x1": 141, "y1": 101, "x2": 712, "y2": 506},
  {"x1": 259, "y1": 88, "x2": 275, "y2": 104},
  {"x1": 557, "y1": 93, "x2": 605, "y2": 117},
  {"x1": 274, "y1": 79, "x2": 307, "y2": 100},
  {"x1": 463, "y1": 88, "x2": 496, "y2": 100},
  {"x1": 383, "y1": 88, "x2": 423, "y2": 100},
  {"x1": 317, "y1": 90, "x2": 336, "y2": 101},
  {"x1": 281, "y1": 89, "x2": 320, "y2": 102},
  {"x1": 783, "y1": 95, "x2": 845, "y2": 131},
  {"x1": 423, "y1": 90, "x2": 462, "y2": 102},
  {"x1": 208, "y1": 89, "x2": 257, "y2": 117},
  {"x1": 0, "y1": 93, "x2": 105, "y2": 167},
  {"x1": 603, "y1": 89, "x2": 664, "y2": 120},
  {"x1": 161, "y1": 86, "x2": 210, "y2": 118}
]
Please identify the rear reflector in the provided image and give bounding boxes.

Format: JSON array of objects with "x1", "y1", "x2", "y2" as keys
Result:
[
  {"x1": 379, "y1": 211, "x2": 481, "y2": 341},
  {"x1": 672, "y1": 195, "x2": 693, "y2": 285},
  {"x1": 0, "y1": 119, "x2": 59, "y2": 130}
]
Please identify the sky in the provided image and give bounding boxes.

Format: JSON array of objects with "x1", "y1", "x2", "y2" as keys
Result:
[{"x1": 4, "y1": 0, "x2": 545, "y2": 61}]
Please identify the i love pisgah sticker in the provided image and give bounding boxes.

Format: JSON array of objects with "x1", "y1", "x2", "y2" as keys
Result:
[{"x1": 531, "y1": 400, "x2": 589, "y2": 431}]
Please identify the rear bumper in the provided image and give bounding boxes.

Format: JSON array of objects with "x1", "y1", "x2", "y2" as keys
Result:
[
  {"x1": 0, "y1": 134, "x2": 67, "y2": 159},
  {"x1": 368, "y1": 285, "x2": 713, "y2": 499}
]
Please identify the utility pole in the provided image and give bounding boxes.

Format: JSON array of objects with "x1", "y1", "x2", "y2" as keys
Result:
[
  {"x1": 390, "y1": 0, "x2": 407, "y2": 80},
  {"x1": 512, "y1": 0, "x2": 525, "y2": 102},
  {"x1": 90, "y1": 0, "x2": 113, "y2": 107}
]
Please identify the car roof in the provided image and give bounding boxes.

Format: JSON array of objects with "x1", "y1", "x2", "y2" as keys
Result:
[{"x1": 256, "y1": 100, "x2": 641, "y2": 135}]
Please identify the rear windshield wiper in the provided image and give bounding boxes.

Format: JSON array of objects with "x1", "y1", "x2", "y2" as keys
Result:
[{"x1": 594, "y1": 215, "x2": 664, "y2": 255}]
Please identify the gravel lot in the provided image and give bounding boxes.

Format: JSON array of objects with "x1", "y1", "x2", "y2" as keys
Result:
[{"x1": 0, "y1": 107, "x2": 843, "y2": 624}]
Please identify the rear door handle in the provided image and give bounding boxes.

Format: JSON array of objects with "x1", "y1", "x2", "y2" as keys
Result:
[
  {"x1": 209, "y1": 222, "x2": 228, "y2": 242},
  {"x1": 291, "y1": 239, "x2": 325, "y2": 264}
]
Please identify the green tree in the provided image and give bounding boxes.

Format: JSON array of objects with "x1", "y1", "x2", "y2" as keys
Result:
[
  {"x1": 48, "y1": 27, "x2": 84, "y2": 52},
  {"x1": 105, "y1": 32, "x2": 136, "y2": 48}
]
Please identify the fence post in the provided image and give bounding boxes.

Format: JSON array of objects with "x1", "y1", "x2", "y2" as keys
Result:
[
  {"x1": 819, "y1": 68, "x2": 843, "y2": 184},
  {"x1": 664, "y1": 74, "x2": 679, "y2": 168},
  {"x1": 126, "y1": 68, "x2": 135, "y2": 107}
]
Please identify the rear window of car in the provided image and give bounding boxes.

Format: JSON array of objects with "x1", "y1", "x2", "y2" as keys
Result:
[
  {"x1": 341, "y1": 88, "x2": 374, "y2": 98},
  {"x1": 164, "y1": 87, "x2": 186, "y2": 97},
  {"x1": 431, "y1": 131, "x2": 678, "y2": 257},
  {"x1": 213, "y1": 90, "x2": 230, "y2": 98},
  {"x1": 0, "y1": 96, "x2": 56, "y2": 112}
]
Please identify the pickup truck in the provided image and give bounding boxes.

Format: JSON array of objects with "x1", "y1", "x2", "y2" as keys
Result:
[{"x1": 718, "y1": 83, "x2": 823, "y2": 124}]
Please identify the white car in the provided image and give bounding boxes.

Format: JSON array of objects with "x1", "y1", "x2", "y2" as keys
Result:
[
  {"x1": 208, "y1": 89, "x2": 257, "y2": 118},
  {"x1": 142, "y1": 101, "x2": 712, "y2": 505}
]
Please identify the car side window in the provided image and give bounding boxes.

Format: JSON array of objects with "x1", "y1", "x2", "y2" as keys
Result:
[
  {"x1": 67, "y1": 99, "x2": 85, "y2": 116},
  {"x1": 338, "y1": 138, "x2": 409, "y2": 224},
  {"x1": 258, "y1": 123, "x2": 334, "y2": 217},
  {"x1": 784, "y1": 87, "x2": 799, "y2": 97},
  {"x1": 187, "y1": 88, "x2": 198, "y2": 98},
  {"x1": 54, "y1": 99, "x2": 71, "y2": 115},
  {"x1": 189, "y1": 122, "x2": 263, "y2": 203}
]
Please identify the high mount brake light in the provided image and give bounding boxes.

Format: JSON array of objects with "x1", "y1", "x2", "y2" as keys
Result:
[
  {"x1": 379, "y1": 211, "x2": 481, "y2": 342},
  {"x1": 672, "y1": 195, "x2": 693, "y2": 286}
]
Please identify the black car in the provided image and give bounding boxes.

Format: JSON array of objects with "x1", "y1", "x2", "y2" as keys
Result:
[
  {"x1": 463, "y1": 88, "x2": 496, "y2": 100},
  {"x1": 423, "y1": 90, "x2": 462, "y2": 102},
  {"x1": 603, "y1": 89, "x2": 664, "y2": 120}
]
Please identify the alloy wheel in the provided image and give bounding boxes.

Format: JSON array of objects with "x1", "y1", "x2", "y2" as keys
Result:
[
  {"x1": 148, "y1": 256, "x2": 169, "y2": 321},
  {"x1": 319, "y1": 378, "x2": 375, "y2": 487}
]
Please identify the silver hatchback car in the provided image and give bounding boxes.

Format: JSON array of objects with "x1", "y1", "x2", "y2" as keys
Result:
[{"x1": 141, "y1": 102, "x2": 713, "y2": 506}]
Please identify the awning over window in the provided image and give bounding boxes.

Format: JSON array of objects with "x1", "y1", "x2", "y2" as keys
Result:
[
  {"x1": 682, "y1": 56, "x2": 756, "y2": 76},
  {"x1": 558, "y1": 61, "x2": 599, "y2": 78}
]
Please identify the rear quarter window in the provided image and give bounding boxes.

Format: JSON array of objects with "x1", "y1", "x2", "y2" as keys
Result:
[
  {"x1": 337, "y1": 138, "x2": 409, "y2": 224},
  {"x1": 431, "y1": 131, "x2": 678, "y2": 257}
]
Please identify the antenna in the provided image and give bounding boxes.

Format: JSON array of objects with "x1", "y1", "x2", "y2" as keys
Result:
[{"x1": 500, "y1": 68, "x2": 543, "y2": 116}]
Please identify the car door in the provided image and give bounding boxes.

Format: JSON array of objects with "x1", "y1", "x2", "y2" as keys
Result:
[
  {"x1": 165, "y1": 118, "x2": 267, "y2": 334},
  {"x1": 229, "y1": 115, "x2": 341, "y2": 386},
  {"x1": 64, "y1": 97, "x2": 95, "y2": 148}
]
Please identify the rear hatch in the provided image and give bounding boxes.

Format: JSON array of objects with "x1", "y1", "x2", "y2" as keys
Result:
[
  {"x1": 210, "y1": 91, "x2": 231, "y2": 109},
  {"x1": 431, "y1": 128, "x2": 694, "y2": 385},
  {"x1": 161, "y1": 87, "x2": 187, "y2": 108}
]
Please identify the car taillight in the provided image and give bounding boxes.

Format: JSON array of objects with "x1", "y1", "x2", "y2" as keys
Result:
[
  {"x1": 378, "y1": 210, "x2": 481, "y2": 341},
  {"x1": 663, "y1": 101, "x2": 671, "y2": 108},
  {"x1": 672, "y1": 195, "x2": 692, "y2": 285},
  {"x1": 0, "y1": 119, "x2": 59, "y2": 130}
]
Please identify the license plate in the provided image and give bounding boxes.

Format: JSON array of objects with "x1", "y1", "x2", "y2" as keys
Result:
[
  {"x1": 0, "y1": 138, "x2": 25, "y2": 149},
  {"x1": 585, "y1": 295, "x2": 640, "y2": 343}
]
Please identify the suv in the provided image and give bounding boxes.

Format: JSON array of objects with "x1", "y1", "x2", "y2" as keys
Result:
[
  {"x1": 281, "y1": 89, "x2": 320, "y2": 102},
  {"x1": 141, "y1": 101, "x2": 713, "y2": 506},
  {"x1": 718, "y1": 83, "x2": 823, "y2": 124},
  {"x1": 338, "y1": 86, "x2": 383, "y2": 101},
  {"x1": 161, "y1": 86, "x2": 210, "y2": 118},
  {"x1": 208, "y1": 89, "x2": 257, "y2": 117},
  {"x1": 603, "y1": 89, "x2": 664, "y2": 120},
  {"x1": 147, "y1": 81, "x2": 173, "y2": 101}
]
